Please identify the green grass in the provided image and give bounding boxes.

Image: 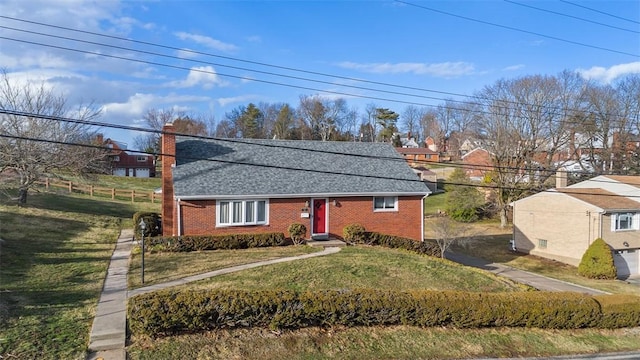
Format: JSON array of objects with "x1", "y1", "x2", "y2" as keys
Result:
[
  {"x1": 128, "y1": 246, "x2": 323, "y2": 289},
  {"x1": 0, "y1": 192, "x2": 157, "y2": 359},
  {"x1": 127, "y1": 326, "x2": 640, "y2": 360},
  {"x1": 57, "y1": 174, "x2": 162, "y2": 192},
  {"x1": 423, "y1": 192, "x2": 446, "y2": 215},
  {"x1": 169, "y1": 246, "x2": 523, "y2": 293}
]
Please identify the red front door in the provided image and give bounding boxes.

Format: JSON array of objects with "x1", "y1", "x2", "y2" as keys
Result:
[{"x1": 312, "y1": 199, "x2": 327, "y2": 235}]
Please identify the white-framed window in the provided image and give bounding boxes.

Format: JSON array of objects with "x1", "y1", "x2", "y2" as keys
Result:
[
  {"x1": 611, "y1": 212, "x2": 640, "y2": 231},
  {"x1": 137, "y1": 156, "x2": 147, "y2": 162},
  {"x1": 373, "y1": 196, "x2": 397, "y2": 211},
  {"x1": 112, "y1": 156, "x2": 120, "y2": 162},
  {"x1": 538, "y1": 239, "x2": 548, "y2": 249},
  {"x1": 217, "y1": 199, "x2": 268, "y2": 226}
]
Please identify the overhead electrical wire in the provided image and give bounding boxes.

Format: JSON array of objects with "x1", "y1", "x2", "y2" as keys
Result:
[
  {"x1": 394, "y1": 0, "x2": 640, "y2": 58},
  {"x1": 1, "y1": 30, "x2": 634, "y2": 128},
  {"x1": 504, "y1": 0, "x2": 639, "y2": 34},
  {"x1": 0, "y1": 15, "x2": 636, "y2": 124},
  {"x1": 0, "y1": 108, "x2": 621, "y2": 179},
  {"x1": 559, "y1": 0, "x2": 640, "y2": 25},
  {"x1": 1, "y1": 130, "x2": 637, "y2": 199}
]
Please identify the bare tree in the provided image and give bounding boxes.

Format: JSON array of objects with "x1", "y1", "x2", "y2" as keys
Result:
[
  {"x1": 298, "y1": 95, "x2": 349, "y2": 141},
  {"x1": 401, "y1": 105, "x2": 424, "y2": 141},
  {"x1": 0, "y1": 71, "x2": 104, "y2": 204},
  {"x1": 133, "y1": 108, "x2": 185, "y2": 151},
  {"x1": 431, "y1": 216, "x2": 470, "y2": 259}
]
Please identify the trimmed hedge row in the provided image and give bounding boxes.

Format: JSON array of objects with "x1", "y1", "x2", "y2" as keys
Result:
[
  {"x1": 146, "y1": 232, "x2": 286, "y2": 252},
  {"x1": 348, "y1": 231, "x2": 440, "y2": 257},
  {"x1": 128, "y1": 289, "x2": 640, "y2": 337}
]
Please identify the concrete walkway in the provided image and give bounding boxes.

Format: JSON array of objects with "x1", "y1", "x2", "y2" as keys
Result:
[
  {"x1": 85, "y1": 232, "x2": 342, "y2": 360},
  {"x1": 86, "y1": 229, "x2": 133, "y2": 360},
  {"x1": 128, "y1": 246, "x2": 341, "y2": 298},
  {"x1": 447, "y1": 251, "x2": 610, "y2": 295}
]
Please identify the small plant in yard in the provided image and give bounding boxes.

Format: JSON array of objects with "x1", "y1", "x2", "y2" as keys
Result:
[
  {"x1": 343, "y1": 223, "x2": 366, "y2": 244},
  {"x1": 431, "y1": 215, "x2": 471, "y2": 259},
  {"x1": 288, "y1": 223, "x2": 307, "y2": 245},
  {"x1": 578, "y1": 238, "x2": 617, "y2": 279}
]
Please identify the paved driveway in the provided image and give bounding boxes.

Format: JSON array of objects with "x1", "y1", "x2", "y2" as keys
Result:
[{"x1": 446, "y1": 251, "x2": 609, "y2": 295}]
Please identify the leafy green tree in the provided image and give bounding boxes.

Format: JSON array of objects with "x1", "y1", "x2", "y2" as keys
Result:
[
  {"x1": 445, "y1": 168, "x2": 485, "y2": 222},
  {"x1": 578, "y1": 238, "x2": 617, "y2": 279},
  {"x1": 375, "y1": 108, "x2": 399, "y2": 142}
]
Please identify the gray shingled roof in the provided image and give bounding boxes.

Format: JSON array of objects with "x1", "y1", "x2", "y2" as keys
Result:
[{"x1": 173, "y1": 137, "x2": 430, "y2": 198}]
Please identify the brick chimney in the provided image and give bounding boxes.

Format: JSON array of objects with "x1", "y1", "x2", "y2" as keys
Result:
[
  {"x1": 161, "y1": 123, "x2": 176, "y2": 236},
  {"x1": 555, "y1": 168, "x2": 567, "y2": 188}
]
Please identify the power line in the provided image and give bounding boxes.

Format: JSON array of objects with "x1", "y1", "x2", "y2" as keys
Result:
[
  {"x1": 1, "y1": 108, "x2": 627, "y2": 183},
  {"x1": 395, "y1": 0, "x2": 640, "y2": 58},
  {"x1": 0, "y1": 16, "x2": 635, "y2": 124},
  {"x1": 3, "y1": 33, "x2": 635, "y2": 130},
  {"x1": 504, "y1": 0, "x2": 639, "y2": 34},
  {"x1": 559, "y1": 0, "x2": 640, "y2": 25},
  {"x1": 2, "y1": 131, "x2": 639, "y2": 199}
]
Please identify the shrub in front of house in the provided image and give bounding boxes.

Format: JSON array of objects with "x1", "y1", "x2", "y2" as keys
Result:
[
  {"x1": 133, "y1": 212, "x2": 161, "y2": 240},
  {"x1": 128, "y1": 289, "x2": 613, "y2": 337},
  {"x1": 147, "y1": 232, "x2": 285, "y2": 252},
  {"x1": 357, "y1": 231, "x2": 440, "y2": 257},
  {"x1": 593, "y1": 294, "x2": 640, "y2": 328},
  {"x1": 287, "y1": 223, "x2": 307, "y2": 245},
  {"x1": 578, "y1": 238, "x2": 617, "y2": 279},
  {"x1": 342, "y1": 224, "x2": 366, "y2": 244}
]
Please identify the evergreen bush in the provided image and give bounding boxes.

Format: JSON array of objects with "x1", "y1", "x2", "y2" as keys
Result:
[{"x1": 578, "y1": 238, "x2": 617, "y2": 279}]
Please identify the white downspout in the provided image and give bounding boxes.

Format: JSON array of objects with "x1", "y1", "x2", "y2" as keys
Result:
[
  {"x1": 176, "y1": 198, "x2": 182, "y2": 236},
  {"x1": 421, "y1": 195, "x2": 427, "y2": 241}
]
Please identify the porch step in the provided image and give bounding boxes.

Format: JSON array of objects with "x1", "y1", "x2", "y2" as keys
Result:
[{"x1": 306, "y1": 239, "x2": 347, "y2": 248}]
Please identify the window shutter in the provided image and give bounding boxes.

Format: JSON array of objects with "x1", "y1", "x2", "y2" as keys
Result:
[
  {"x1": 611, "y1": 213, "x2": 617, "y2": 232},
  {"x1": 634, "y1": 213, "x2": 640, "y2": 230}
]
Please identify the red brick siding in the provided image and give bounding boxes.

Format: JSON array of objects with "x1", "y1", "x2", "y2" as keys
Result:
[
  {"x1": 328, "y1": 196, "x2": 423, "y2": 241},
  {"x1": 161, "y1": 125, "x2": 176, "y2": 236},
  {"x1": 176, "y1": 196, "x2": 423, "y2": 241}
]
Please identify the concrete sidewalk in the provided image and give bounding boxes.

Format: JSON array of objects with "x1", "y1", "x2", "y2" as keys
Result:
[
  {"x1": 86, "y1": 228, "x2": 134, "y2": 360},
  {"x1": 86, "y1": 233, "x2": 342, "y2": 360},
  {"x1": 446, "y1": 251, "x2": 609, "y2": 295}
]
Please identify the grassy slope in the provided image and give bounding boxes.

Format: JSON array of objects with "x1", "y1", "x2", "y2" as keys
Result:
[
  {"x1": 168, "y1": 246, "x2": 521, "y2": 293},
  {"x1": 0, "y1": 178, "x2": 160, "y2": 359}
]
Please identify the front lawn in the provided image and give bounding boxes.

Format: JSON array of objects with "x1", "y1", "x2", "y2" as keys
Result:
[
  {"x1": 128, "y1": 246, "x2": 323, "y2": 289},
  {"x1": 0, "y1": 192, "x2": 158, "y2": 359},
  {"x1": 167, "y1": 246, "x2": 523, "y2": 293}
]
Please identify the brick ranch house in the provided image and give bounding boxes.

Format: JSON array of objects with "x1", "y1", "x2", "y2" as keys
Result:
[{"x1": 161, "y1": 124, "x2": 431, "y2": 241}]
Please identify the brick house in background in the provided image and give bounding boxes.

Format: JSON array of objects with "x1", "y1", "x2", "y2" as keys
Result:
[
  {"x1": 461, "y1": 148, "x2": 493, "y2": 181},
  {"x1": 104, "y1": 138, "x2": 156, "y2": 178},
  {"x1": 161, "y1": 124, "x2": 430, "y2": 241},
  {"x1": 395, "y1": 147, "x2": 440, "y2": 166}
]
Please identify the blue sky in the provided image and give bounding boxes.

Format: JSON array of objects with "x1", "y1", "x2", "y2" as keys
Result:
[{"x1": 1, "y1": 0, "x2": 639, "y2": 149}]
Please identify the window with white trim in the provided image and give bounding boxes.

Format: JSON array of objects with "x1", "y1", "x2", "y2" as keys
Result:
[
  {"x1": 218, "y1": 199, "x2": 268, "y2": 226},
  {"x1": 374, "y1": 196, "x2": 397, "y2": 211},
  {"x1": 137, "y1": 156, "x2": 147, "y2": 162},
  {"x1": 611, "y1": 212, "x2": 640, "y2": 231}
]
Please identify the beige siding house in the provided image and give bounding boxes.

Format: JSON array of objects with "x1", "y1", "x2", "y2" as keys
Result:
[{"x1": 512, "y1": 175, "x2": 640, "y2": 278}]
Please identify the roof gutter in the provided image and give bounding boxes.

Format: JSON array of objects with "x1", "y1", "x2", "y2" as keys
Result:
[{"x1": 175, "y1": 191, "x2": 430, "y2": 201}]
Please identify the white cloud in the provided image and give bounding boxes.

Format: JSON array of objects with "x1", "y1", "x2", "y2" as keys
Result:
[
  {"x1": 337, "y1": 61, "x2": 475, "y2": 78},
  {"x1": 578, "y1": 62, "x2": 640, "y2": 84},
  {"x1": 174, "y1": 31, "x2": 238, "y2": 52},
  {"x1": 166, "y1": 66, "x2": 228, "y2": 89},
  {"x1": 102, "y1": 93, "x2": 211, "y2": 118},
  {"x1": 176, "y1": 48, "x2": 199, "y2": 59},
  {"x1": 217, "y1": 95, "x2": 257, "y2": 107},
  {"x1": 503, "y1": 64, "x2": 525, "y2": 71}
]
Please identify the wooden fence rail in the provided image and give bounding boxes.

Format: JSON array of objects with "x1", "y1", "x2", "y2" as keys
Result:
[{"x1": 36, "y1": 178, "x2": 160, "y2": 203}]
